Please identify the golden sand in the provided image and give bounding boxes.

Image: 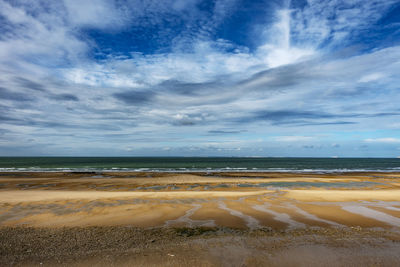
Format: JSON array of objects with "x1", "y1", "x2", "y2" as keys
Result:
[
  {"x1": 0, "y1": 172, "x2": 399, "y2": 229},
  {"x1": 0, "y1": 190, "x2": 273, "y2": 203},
  {"x1": 283, "y1": 189, "x2": 400, "y2": 202}
]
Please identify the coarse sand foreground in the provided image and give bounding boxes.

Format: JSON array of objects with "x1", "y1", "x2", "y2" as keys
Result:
[{"x1": 2, "y1": 227, "x2": 400, "y2": 267}]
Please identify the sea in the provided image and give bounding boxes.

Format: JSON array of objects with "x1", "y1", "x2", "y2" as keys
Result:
[{"x1": 0, "y1": 157, "x2": 399, "y2": 173}]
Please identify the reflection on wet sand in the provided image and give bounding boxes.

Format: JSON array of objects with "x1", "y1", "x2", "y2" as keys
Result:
[{"x1": 0, "y1": 172, "x2": 399, "y2": 229}]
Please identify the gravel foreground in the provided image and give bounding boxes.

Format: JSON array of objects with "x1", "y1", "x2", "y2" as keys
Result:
[{"x1": 1, "y1": 226, "x2": 400, "y2": 266}]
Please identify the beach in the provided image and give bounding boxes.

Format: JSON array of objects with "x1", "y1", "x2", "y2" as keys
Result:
[
  {"x1": 1, "y1": 171, "x2": 400, "y2": 266},
  {"x1": 2, "y1": 0, "x2": 400, "y2": 264}
]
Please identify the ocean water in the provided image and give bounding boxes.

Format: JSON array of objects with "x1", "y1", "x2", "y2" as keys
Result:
[{"x1": 0, "y1": 157, "x2": 399, "y2": 172}]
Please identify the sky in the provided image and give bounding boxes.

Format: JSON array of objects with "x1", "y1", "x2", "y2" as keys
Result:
[{"x1": 0, "y1": 0, "x2": 400, "y2": 157}]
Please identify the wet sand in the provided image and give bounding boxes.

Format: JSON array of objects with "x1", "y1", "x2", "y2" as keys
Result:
[{"x1": 1, "y1": 171, "x2": 400, "y2": 266}]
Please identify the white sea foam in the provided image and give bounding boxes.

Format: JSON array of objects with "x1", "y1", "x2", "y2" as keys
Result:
[{"x1": 1, "y1": 167, "x2": 400, "y2": 173}]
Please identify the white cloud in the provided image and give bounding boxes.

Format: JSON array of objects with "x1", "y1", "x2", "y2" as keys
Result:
[
  {"x1": 364, "y1": 138, "x2": 400, "y2": 143},
  {"x1": 257, "y1": 9, "x2": 315, "y2": 68},
  {"x1": 358, "y1": 73, "x2": 385, "y2": 83},
  {"x1": 0, "y1": 0, "x2": 87, "y2": 65},
  {"x1": 274, "y1": 136, "x2": 315, "y2": 142},
  {"x1": 62, "y1": 41, "x2": 262, "y2": 87},
  {"x1": 388, "y1": 123, "x2": 400, "y2": 129},
  {"x1": 63, "y1": 0, "x2": 127, "y2": 29},
  {"x1": 290, "y1": 0, "x2": 397, "y2": 48}
]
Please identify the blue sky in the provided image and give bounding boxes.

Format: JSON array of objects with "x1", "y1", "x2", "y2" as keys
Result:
[{"x1": 0, "y1": 0, "x2": 400, "y2": 157}]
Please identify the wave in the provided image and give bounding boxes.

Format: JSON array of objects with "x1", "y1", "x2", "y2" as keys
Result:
[{"x1": 1, "y1": 167, "x2": 400, "y2": 173}]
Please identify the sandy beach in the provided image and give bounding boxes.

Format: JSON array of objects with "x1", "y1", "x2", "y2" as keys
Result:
[{"x1": 1, "y1": 171, "x2": 400, "y2": 266}]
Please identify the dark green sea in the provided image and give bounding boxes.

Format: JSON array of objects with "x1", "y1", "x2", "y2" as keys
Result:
[{"x1": 0, "y1": 157, "x2": 399, "y2": 172}]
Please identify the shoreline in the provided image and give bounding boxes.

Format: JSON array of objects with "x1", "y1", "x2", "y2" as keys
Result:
[
  {"x1": 2, "y1": 170, "x2": 400, "y2": 175},
  {"x1": 1, "y1": 169, "x2": 400, "y2": 173}
]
